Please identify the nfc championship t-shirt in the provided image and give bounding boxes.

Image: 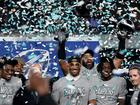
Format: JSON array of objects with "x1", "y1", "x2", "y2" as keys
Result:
[
  {"x1": 0, "y1": 77, "x2": 22, "y2": 105},
  {"x1": 90, "y1": 76, "x2": 127, "y2": 105},
  {"x1": 52, "y1": 75, "x2": 96, "y2": 105}
]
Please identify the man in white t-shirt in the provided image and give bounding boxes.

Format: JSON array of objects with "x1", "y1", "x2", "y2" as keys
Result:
[
  {"x1": 52, "y1": 56, "x2": 96, "y2": 105},
  {"x1": 112, "y1": 52, "x2": 133, "y2": 105},
  {"x1": 91, "y1": 57, "x2": 127, "y2": 105},
  {"x1": 0, "y1": 59, "x2": 22, "y2": 105},
  {"x1": 80, "y1": 49, "x2": 98, "y2": 80}
]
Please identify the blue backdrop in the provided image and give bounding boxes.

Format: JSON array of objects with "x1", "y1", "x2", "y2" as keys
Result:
[{"x1": 0, "y1": 41, "x2": 99, "y2": 78}]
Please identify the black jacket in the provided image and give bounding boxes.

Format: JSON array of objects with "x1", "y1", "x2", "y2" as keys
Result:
[
  {"x1": 13, "y1": 86, "x2": 37, "y2": 105},
  {"x1": 137, "y1": 92, "x2": 140, "y2": 105},
  {"x1": 38, "y1": 94, "x2": 57, "y2": 105},
  {"x1": 13, "y1": 86, "x2": 57, "y2": 105},
  {"x1": 125, "y1": 90, "x2": 140, "y2": 105}
]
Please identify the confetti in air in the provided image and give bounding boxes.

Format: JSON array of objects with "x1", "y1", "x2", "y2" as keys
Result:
[{"x1": 0, "y1": 0, "x2": 139, "y2": 37}]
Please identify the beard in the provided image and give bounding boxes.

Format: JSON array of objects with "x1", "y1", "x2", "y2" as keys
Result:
[{"x1": 82, "y1": 60, "x2": 94, "y2": 70}]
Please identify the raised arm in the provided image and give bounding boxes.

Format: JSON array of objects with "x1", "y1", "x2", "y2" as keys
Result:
[{"x1": 57, "y1": 40, "x2": 69, "y2": 76}]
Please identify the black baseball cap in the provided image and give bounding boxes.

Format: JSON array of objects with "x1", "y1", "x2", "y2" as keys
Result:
[
  {"x1": 114, "y1": 52, "x2": 124, "y2": 59},
  {"x1": 81, "y1": 49, "x2": 94, "y2": 57},
  {"x1": 68, "y1": 56, "x2": 81, "y2": 63}
]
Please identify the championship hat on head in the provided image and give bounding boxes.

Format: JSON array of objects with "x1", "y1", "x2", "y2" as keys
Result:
[
  {"x1": 68, "y1": 56, "x2": 81, "y2": 63},
  {"x1": 81, "y1": 49, "x2": 94, "y2": 57},
  {"x1": 114, "y1": 52, "x2": 124, "y2": 59}
]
